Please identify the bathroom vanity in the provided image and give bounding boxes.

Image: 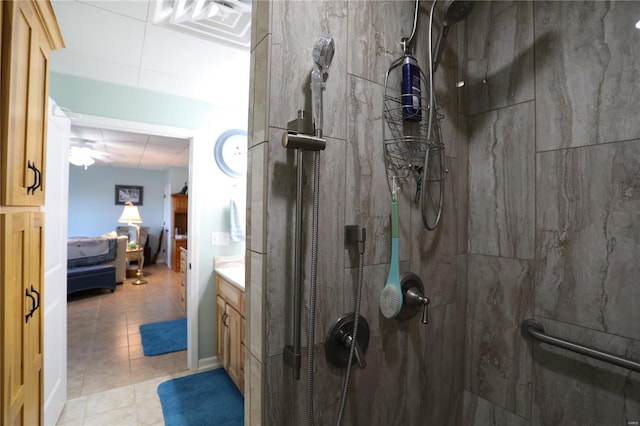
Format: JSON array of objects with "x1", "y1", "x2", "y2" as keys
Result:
[{"x1": 215, "y1": 266, "x2": 245, "y2": 394}]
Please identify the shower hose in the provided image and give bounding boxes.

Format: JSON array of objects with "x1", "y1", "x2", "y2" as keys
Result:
[
  {"x1": 335, "y1": 235, "x2": 366, "y2": 426},
  {"x1": 306, "y1": 151, "x2": 366, "y2": 426},
  {"x1": 307, "y1": 151, "x2": 321, "y2": 426}
]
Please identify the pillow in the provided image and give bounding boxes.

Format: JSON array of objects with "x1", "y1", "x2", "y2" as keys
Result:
[
  {"x1": 102, "y1": 231, "x2": 118, "y2": 238},
  {"x1": 116, "y1": 226, "x2": 130, "y2": 237},
  {"x1": 116, "y1": 225, "x2": 149, "y2": 247},
  {"x1": 139, "y1": 226, "x2": 149, "y2": 247}
]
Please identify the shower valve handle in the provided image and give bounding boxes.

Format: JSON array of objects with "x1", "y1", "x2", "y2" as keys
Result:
[
  {"x1": 406, "y1": 288, "x2": 430, "y2": 325},
  {"x1": 342, "y1": 333, "x2": 367, "y2": 369}
]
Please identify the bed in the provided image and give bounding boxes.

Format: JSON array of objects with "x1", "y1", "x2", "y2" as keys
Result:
[{"x1": 67, "y1": 234, "x2": 127, "y2": 294}]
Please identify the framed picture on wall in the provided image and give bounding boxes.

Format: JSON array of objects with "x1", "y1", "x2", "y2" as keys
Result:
[{"x1": 115, "y1": 185, "x2": 144, "y2": 205}]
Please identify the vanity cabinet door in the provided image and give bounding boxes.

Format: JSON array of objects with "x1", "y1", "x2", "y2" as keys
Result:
[
  {"x1": 216, "y1": 296, "x2": 228, "y2": 367},
  {"x1": 215, "y1": 276, "x2": 245, "y2": 395},
  {"x1": 226, "y1": 304, "x2": 243, "y2": 394}
]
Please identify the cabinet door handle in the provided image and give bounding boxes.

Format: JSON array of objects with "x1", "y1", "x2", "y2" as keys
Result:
[
  {"x1": 33, "y1": 163, "x2": 42, "y2": 192},
  {"x1": 222, "y1": 312, "x2": 229, "y2": 326},
  {"x1": 25, "y1": 288, "x2": 36, "y2": 323},
  {"x1": 27, "y1": 161, "x2": 37, "y2": 195},
  {"x1": 31, "y1": 285, "x2": 40, "y2": 312},
  {"x1": 27, "y1": 162, "x2": 42, "y2": 195}
]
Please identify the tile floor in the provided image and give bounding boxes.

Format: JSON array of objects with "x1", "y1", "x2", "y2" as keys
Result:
[{"x1": 57, "y1": 264, "x2": 191, "y2": 425}]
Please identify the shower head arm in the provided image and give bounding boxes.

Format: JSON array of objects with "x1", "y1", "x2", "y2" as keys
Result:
[{"x1": 432, "y1": 24, "x2": 450, "y2": 73}]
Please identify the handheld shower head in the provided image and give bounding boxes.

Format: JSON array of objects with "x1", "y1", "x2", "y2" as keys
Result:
[
  {"x1": 442, "y1": 0, "x2": 475, "y2": 24},
  {"x1": 432, "y1": 0, "x2": 475, "y2": 72},
  {"x1": 311, "y1": 36, "x2": 335, "y2": 137},
  {"x1": 313, "y1": 36, "x2": 335, "y2": 73}
]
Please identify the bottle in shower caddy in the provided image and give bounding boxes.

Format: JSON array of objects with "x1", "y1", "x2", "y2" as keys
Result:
[{"x1": 401, "y1": 53, "x2": 422, "y2": 122}]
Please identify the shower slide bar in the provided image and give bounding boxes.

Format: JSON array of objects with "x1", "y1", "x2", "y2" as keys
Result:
[{"x1": 521, "y1": 319, "x2": 640, "y2": 373}]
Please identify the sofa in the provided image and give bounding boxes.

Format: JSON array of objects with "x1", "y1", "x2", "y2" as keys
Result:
[{"x1": 67, "y1": 233, "x2": 127, "y2": 294}]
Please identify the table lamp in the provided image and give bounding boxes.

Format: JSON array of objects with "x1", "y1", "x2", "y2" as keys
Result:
[{"x1": 118, "y1": 201, "x2": 147, "y2": 285}]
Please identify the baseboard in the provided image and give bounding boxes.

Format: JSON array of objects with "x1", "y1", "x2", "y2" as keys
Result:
[{"x1": 197, "y1": 355, "x2": 222, "y2": 371}]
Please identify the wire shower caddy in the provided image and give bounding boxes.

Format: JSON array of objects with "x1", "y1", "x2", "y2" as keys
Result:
[{"x1": 382, "y1": 55, "x2": 447, "y2": 229}]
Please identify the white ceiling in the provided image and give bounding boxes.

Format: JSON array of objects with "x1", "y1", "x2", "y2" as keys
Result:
[
  {"x1": 69, "y1": 125, "x2": 190, "y2": 170},
  {"x1": 51, "y1": 0, "x2": 251, "y2": 170}
]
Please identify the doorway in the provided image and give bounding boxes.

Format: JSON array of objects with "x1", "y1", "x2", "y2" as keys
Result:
[{"x1": 52, "y1": 113, "x2": 200, "y2": 423}]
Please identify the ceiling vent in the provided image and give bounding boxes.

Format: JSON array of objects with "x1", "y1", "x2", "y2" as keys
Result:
[{"x1": 153, "y1": 0, "x2": 251, "y2": 49}]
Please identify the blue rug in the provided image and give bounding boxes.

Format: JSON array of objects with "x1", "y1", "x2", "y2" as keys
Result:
[
  {"x1": 139, "y1": 318, "x2": 187, "y2": 356},
  {"x1": 158, "y1": 368, "x2": 244, "y2": 426}
]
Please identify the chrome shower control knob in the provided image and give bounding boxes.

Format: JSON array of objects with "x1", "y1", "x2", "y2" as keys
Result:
[
  {"x1": 325, "y1": 314, "x2": 370, "y2": 369},
  {"x1": 406, "y1": 288, "x2": 430, "y2": 324}
]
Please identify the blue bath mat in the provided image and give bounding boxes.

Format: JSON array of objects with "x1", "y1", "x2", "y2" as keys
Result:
[
  {"x1": 139, "y1": 318, "x2": 187, "y2": 356},
  {"x1": 158, "y1": 368, "x2": 244, "y2": 426}
]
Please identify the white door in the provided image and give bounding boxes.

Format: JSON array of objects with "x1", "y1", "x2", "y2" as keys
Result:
[
  {"x1": 164, "y1": 183, "x2": 172, "y2": 267},
  {"x1": 43, "y1": 101, "x2": 70, "y2": 425}
]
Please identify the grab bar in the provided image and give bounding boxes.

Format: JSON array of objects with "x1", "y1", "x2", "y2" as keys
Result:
[{"x1": 521, "y1": 319, "x2": 640, "y2": 373}]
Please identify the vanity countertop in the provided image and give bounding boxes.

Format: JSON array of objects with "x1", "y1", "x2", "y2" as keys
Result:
[{"x1": 215, "y1": 266, "x2": 245, "y2": 291}]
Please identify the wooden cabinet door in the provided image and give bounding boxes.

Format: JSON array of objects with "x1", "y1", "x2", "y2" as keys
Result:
[
  {"x1": 25, "y1": 213, "x2": 44, "y2": 426},
  {"x1": 1, "y1": 213, "x2": 29, "y2": 425},
  {"x1": 1, "y1": 1, "x2": 52, "y2": 206},
  {"x1": 172, "y1": 239, "x2": 187, "y2": 272},
  {"x1": 226, "y1": 304, "x2": 243, "y2": 393},
  {"x1": 216, "y1": 296, "x2": 228, "y2": 367},
  {"x1": 172, "y1": 194, "x2": 188, "y2": 213},
  {"x1": 1, "y1": 212, "x2": 42, "y2": 425}
]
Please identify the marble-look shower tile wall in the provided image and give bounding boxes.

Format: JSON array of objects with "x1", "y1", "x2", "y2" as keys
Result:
[
  {"x1": 246, "y1": 0, "x2": 468, "y2": 424},
  {"x1": 463, "y1": 1, "x2": 640, "y2": 425}
]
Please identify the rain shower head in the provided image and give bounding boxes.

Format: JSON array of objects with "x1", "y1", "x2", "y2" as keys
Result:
[
  {"x1": 433, "y1": 0, "x2": 475, "y2": 72},
  {"x1": 311, "y1": 36, "x2": 335, "y2": 137}
]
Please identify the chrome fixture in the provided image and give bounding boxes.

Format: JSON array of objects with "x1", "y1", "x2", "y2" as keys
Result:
[
  {"x1": 396, "y1": 272, "x2": 430, "y2": 324},
  {"x1": 521, "y1": 319, "x2": 640, "y2": 373},
  {"x1": 433, "y1": 0, "x2": 476, "y2": 72},
  {"x1": 326, "y1": 313, "x2": 370, "y2": 369},
  {"x1": 282, "y1": 36, "x2": 335, "y2": 426},
  {"x1": 328, "y1": 225, "x2": 368, "y2": 426},
  {"x1": 311, "y1": 35, "x2": 335, "y2": 138}
]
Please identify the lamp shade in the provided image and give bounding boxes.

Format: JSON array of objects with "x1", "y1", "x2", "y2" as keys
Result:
[{"x1": 118, "y1": 202, "x2": 143, "y2": 224}]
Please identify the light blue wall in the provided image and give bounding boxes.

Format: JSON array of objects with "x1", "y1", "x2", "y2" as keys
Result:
[
  {"x1": 168, "y1": 168, "x2": 189, "y2": 195},
  {"x1": 68, "y1": 165, "x2": 175, "y2": 253},
  {"x1": 191, "y1": 126, "x2": 247, "y2": 360},
  {"x1": 50, "y1": 73, "x2": 217, "y2": 129}
]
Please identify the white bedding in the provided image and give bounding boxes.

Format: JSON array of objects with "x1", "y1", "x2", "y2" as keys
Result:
[{"x1": 67, "y1": 237, "x2": 111, "y2": 260}]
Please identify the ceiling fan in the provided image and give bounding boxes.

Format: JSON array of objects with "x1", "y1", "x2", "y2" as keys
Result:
[{"x1": 68, "y1": 138, "x2": 123, "y2": 169}]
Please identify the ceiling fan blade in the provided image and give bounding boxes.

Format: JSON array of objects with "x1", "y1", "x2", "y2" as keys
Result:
[
  {"x1": 88, "y1": 150, "x2": 125, "y2": 159},
  {"x1": 93, "y1": 156, "x2": 113, "y2": 163}
]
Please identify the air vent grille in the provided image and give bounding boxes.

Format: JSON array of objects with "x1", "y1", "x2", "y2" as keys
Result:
[{"x1": 153, "y1": 0, "x2": 251, "y2": 48}]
